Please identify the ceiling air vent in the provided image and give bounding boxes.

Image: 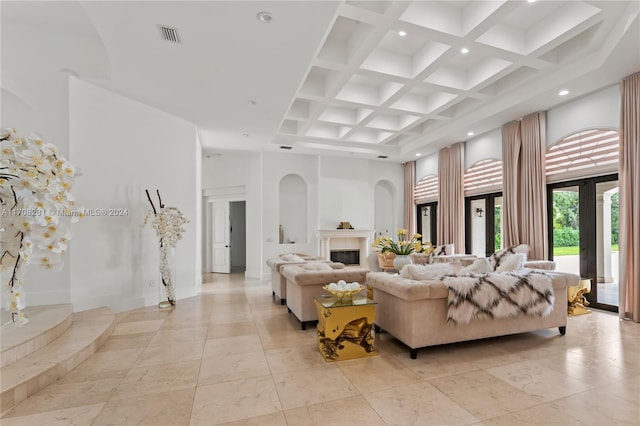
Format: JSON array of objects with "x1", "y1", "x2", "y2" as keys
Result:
[
  {"x1": 280, "y1": 145, "x2": 293, "y2": 150},
  {"x1": 159, "y1": 25, "x2": 180, "y2": 44}
]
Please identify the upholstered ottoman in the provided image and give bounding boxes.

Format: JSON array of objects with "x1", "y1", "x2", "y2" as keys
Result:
[
  {"x1": 281, "y1": 264, "x2": 369, "y2": 330},
  {"x1": 266, "y1": 254, "x2": 328, "y2": 304}
]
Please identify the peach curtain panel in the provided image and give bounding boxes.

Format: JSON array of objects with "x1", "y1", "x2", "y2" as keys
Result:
[
  {"x1": 437, "y1": 143, "x2": 465, "y2": 251},
  {"x1": 502, "y1": 120, "x2": 521, "y2": 249},
  {"x1": 404, "y1": 161, "x2": 416, "y2": 236},
  {"x1": 619, "y1": 72, "x2": 640, "y2": 322},
  {"x1": 520, "y1": 113, "x2": 548, "y2": 260},
  {"x1": 501, "y1": 112, "x2": 548, "y2": 260}
]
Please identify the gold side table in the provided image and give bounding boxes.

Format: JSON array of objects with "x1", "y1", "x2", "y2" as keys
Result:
[
  {"x1": 314, "y1": 294, "x2": 378, "y2": 362},
  {"x1": 568, "y1": 278, "x2": 592, "y2": 316}
]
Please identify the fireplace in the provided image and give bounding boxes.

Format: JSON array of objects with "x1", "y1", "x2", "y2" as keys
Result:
[
  {"x1": 330, "y1": 249, "x2": 360, "y2": 266},
  {"x1": 316, "y1": 229, "x2": 374, "y2": 268}
]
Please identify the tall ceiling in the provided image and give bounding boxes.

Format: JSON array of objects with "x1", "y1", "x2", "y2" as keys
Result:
[{"x1": 2, "y1": 1, "x2": 639, "y2": 162}]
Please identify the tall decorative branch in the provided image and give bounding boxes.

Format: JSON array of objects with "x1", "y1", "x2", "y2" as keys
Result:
[{"x1": 143, "y1": 190, "x2": 188, "y2": 307}]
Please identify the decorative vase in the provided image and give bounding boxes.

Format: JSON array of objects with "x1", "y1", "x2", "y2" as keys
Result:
[
  {"x1": 377, "y1": 252, "x2": 396, "y2": 270},
  {"x1": 392, "y1": 255, "x2": 411, "y2": 271},
  {"x1": 158, "y1": 243, "x2": 176, "y2": 309}
]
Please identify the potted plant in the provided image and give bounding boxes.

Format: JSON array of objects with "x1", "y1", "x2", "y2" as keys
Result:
[{"x1": 372, "y1": 229, "x2": 423, "y2": 271}]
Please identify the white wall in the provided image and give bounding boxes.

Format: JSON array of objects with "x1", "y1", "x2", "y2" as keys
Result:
[
  {"x1": 416, "y1": 153, "x2": 439, "y2": 182},
  {"x1": 374, "y1": 180, "x2": 394, "y2": 238},
  {"x1": 1, "y1": 12, "x2": 110, "y2": 307},
  {"x1": 69, "y1": 78, "x2": 200, "y2": 312},
  {"x1": 201, "y1": 152, "x2": 403, "y2": 279},
  {"x1": 262, "y1": 153, "x2": 319, "y2": 272},
  {"x1": 465, "y1": 128, "x2": 502, "y2": 169},
  {"x1": 201, "y1": 151, "x2": 262, "y2": 278},
  {"x1": 547, "y1": 84, "x2": 620, "y2": 145}
]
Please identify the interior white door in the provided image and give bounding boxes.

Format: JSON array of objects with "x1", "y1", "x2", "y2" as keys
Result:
[{"x1": 212, "y1": 201, "x2": 231, "y2": 273}]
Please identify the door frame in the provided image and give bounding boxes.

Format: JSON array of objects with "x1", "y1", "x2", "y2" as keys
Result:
[
  {"x1": 464, "y1": 192, "x2": 502, "y2": 257},
  {"x1": 416, "y1": 201, "x2": 438, "y2": 245},
  {"x1": 202, "y1": 186, "x2": 246, "y2": 274},
  {"x1": 546, "y1": 173, "x2": 618, "y2": 313}
]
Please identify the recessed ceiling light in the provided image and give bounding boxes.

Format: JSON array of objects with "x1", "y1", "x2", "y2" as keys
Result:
[
  {"x1": 527, "y1": 0, "x2": 536, "y2": 3},
  {"x1": 416, "y1": 153, "x2": 421, "y2": 157},
  {"x1": 558, "y1": 89, "x2": 570, "y2": 96},
  {"x1": 256, "y1": 11, "x2": 273, "y2": 23},
  {"x1": 398, "y1": 30, "x2": 407, "y2": 37},
  {"x1": 467, "y1": 131, "x2": 474, "y2": 136},
  {"x1": 247, "y1": 100, "x2": 256, "y2": 105},
  {"x1": 461, "y1": 47, "x2": 470, "y2": 54}
]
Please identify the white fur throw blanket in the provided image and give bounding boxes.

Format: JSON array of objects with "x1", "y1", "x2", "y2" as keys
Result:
[{"x1": 442, "y1": 271, "x2": 554, "y2": 325}]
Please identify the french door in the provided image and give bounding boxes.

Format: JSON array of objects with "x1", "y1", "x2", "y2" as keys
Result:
[
  {"x1": 416, "y1": 202, "x2": 437, "y2": 246},
  {"x1": 547, "y1": 174, "x2": 619, "y2": 312},
  {"x1": 464, "y1": 193, "x2": 503, "y2": 257}
]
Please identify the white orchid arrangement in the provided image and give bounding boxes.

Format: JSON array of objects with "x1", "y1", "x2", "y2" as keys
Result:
[
  {"x1": 143, "y1": 190, "x2": 189, "y2": 306},
  {"x1": 0, "y1": 128, "x2": 79, "y2": 324}
]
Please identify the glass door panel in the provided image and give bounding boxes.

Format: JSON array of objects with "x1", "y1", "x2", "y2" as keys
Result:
[
  {"x1": 550, "y1": 186, "x2": 580, "y2": 277},
  {"x1": 469, "y1": 199, "x2": 486, "y2": 257},
  {"x1": 465, "y1": 192, "x2": 501, "y2": 257},
  {"x1": 595, "y1": 181, "x2": 619, "y2": 307},
  {"x1": 417, "y1": 202, "x2": 437, "y2": 246},
  {"x1": 494, "y1": 197, "x2": 503, "y2": 252}
]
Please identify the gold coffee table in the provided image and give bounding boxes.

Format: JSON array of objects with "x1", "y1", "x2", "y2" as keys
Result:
[{"x1": 314, "y1": 294, "x2": 378, "y2": 362}]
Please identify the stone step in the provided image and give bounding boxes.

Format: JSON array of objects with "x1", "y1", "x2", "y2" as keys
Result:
[
  {"x1": 0, "y1": 307, "x2": 114, "y2": 416},
  {"x1": 1, "y1": 304, "x2": 74, "y2": 368}
]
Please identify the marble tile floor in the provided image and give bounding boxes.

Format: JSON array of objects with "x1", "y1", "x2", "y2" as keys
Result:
[{"x1": 2, "y1": 272, "x2": 639, "y2": 425}]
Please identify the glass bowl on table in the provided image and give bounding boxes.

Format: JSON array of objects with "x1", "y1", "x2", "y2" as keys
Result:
[{"x1": 322, "y1": 281, "x2": 365, "y2": 303}]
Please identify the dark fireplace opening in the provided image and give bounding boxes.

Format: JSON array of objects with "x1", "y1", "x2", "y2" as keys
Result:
[{"x1": 330, "y1": 250, "x2": 360, "y2": 266}]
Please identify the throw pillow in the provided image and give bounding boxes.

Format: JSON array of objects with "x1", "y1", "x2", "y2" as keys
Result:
[
  {"x1": 404, "y1": 263, "x2": 452, "y2": 280},
  {"x1": 280, "y1": 253, "x2": 305, "y2": 262},
  {"x1": 496, "y1": 252, "x2": 527, "y2": 272},
  {"x1": 458, "y1": 258, "x2": 492, "y2": 275},
  {"x1": 409, "y1": 253, "x2": 430, "y2": 265},
  {"x1": 434, "y1": 244, "x2": 455, "y2": 256},
  {"x1": 489, "y1": 244, "x2": 529, "y2": 270},
  {"x1": 300, "y1": 262, "x2": 332, "y2": 271}
]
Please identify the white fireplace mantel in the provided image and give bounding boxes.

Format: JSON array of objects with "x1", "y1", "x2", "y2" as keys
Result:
[{"x1": 315, "y1": 229, "x2": 374, "y2": 267}]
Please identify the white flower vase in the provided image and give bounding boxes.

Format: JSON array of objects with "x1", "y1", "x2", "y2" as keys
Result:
[
  {"x1": 392, "y1": 255, "x2": 411, "y2": 272},
  {"x1": 2, "y1": 261, "x2": 28, "y2": 326},
  {"x1": 158, "y1": 243, "x2": 176, "y2": 309}
]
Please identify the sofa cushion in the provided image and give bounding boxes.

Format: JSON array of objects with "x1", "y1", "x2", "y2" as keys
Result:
[
  {"x1": 496, "y1": 252, "x2": 527, "y2": 272},
  {"x1": 280, "y1": 253, "x2": 306, "y2": 262},
  {"x1": 489, "y1": 244, "x2": 529, "y2": 270},
  {"x1": 400, "y1": 263, "x2": 452, "y2": 280},
  {"x1": 409, "y1": 252, "x2": 432, "y2": 265},
  {"x1": 300, "y1": 262, "x2": 333, "y2": 271},
  {"x1": 434, "y1": 244, "x2": 455, "y2": 256},
  {"x1": 458, "y1": 258, "x2": 492, "y2": 275}
]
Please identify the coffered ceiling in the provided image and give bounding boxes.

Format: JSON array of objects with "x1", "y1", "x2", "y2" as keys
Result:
[
  {"x1": 2, "y1": 1, "x2": 639, "y2": 162},
  {"x1": 275, "y1": 0, "x2": 640, "y2": 160}
]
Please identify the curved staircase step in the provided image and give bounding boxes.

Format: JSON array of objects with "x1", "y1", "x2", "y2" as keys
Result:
[
  {"x1": 0, "y1": 307, "x2": 114, "y2": 416},
  {"x1": 1, "y1": 304, "x2": 74, "y2": 368}
]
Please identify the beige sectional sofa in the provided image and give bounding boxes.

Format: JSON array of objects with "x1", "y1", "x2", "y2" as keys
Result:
[
  {"x1": 281, "y1": 264, "x2": 369, "y2": 330},
  {"x1": 266, "y1": 255, "x2": 328, "y2": 305},
  {"x1": 366, "y1": 270, "x2": 578, "y2": 359}
]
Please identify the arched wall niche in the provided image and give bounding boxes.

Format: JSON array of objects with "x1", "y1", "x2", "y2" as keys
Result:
[
  {"x1": 278, "y1": 173, "x2": 308, "y2": 244},
  {"x1": 374, "y1": 179, "x2": 395, "y2": 239}
]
